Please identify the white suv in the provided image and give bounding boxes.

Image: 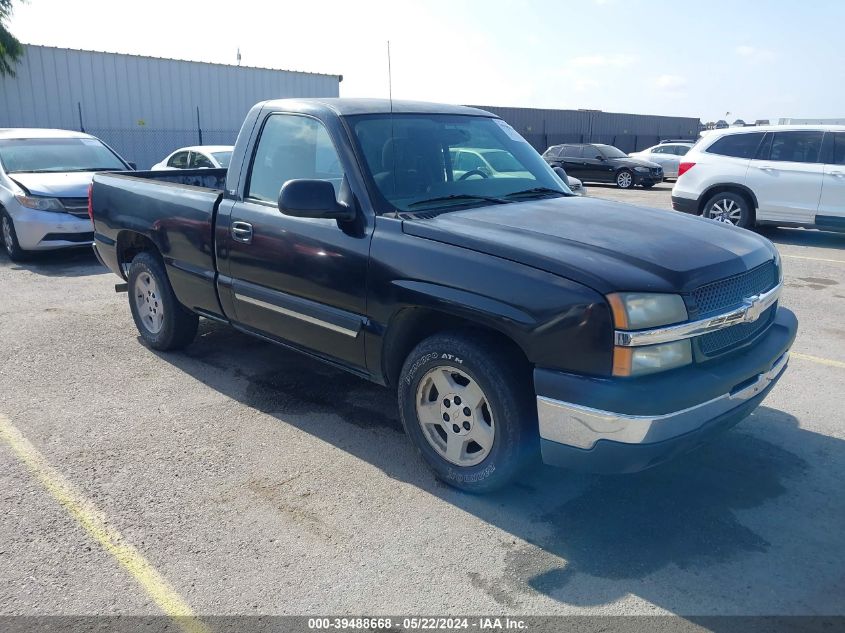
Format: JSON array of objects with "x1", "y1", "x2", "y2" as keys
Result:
[{"x1": 671, "y1": 125, "x2": 845, "y2": 230}]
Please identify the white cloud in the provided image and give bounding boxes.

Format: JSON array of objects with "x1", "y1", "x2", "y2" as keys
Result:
[
  {"x1": 736, "y1": 45, "x2": 777, "y2": 63},
  {"x1": 655, "y1": 74, "x2": 688, "y2": 89},
  {"x1": 569, "y1": 54, "x2": 638, "y2": 68}
]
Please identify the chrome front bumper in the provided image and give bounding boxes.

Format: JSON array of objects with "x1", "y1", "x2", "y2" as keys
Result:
[{"x1": 538, "y1": 352, "x2": 789, "y2": 451}]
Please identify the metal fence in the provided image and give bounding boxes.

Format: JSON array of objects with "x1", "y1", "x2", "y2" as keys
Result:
[{"x1": 89, "y1": 127, "x2": 240, "y2": 169}]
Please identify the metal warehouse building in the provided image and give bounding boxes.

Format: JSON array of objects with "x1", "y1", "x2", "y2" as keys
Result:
[
  {"x1": 472, "y1": 105, "x2": 701, "y2": 154},
  {"x1": 0, "y1": 45, "x2": 341, "y2": 168}
]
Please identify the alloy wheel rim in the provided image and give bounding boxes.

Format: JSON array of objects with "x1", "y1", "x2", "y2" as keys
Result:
[
  {"x1": 415, "y1": 366, "x2": 495, "y2": 467},
  {"x1": 2, "y1": 216, "x2": 13, "y2": 253},
  {"x1": 708, "y1": 198, "x2": 742, "y2": 225},
  {"x1": 134, "y1": 272, "x2": 164, "y2": 334},
  {"x1": 617, "y1": 172, "x2": 632, "y2": 188}
]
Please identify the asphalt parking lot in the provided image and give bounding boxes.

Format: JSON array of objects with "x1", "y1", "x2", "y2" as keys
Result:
[{"x1": 1, "y1": 183, "x2": 844, "y2": 622}]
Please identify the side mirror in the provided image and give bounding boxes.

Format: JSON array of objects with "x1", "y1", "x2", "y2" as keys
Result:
[
  {"x1": 127, "y1": 162, "x2": 137, "y2": 170},
  {"x1": 596, "y1": 155, "x2": 606, "y2": 161},
  {"x1": 278, "y1": 179, "x2": 356, "y2": 221}
]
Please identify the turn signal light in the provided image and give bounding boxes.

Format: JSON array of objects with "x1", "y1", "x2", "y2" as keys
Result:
[{"x1": 678, "y1": 162, "x2": 696, "y2": 177}]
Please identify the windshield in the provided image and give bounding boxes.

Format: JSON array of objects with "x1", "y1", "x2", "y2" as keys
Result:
[
  {"x1": 594, "y1": 144, "x2": 628, "y2": 159},
  {"x1": 0, "y1": 138, "x2": 126, "y2": 173},
  {"x1": 482, "y1": 150, "x2": 524, "y2": 172},
  {"x1": 211, "y1": 151, "x2": 233, "y2": 167},
  {"x1": 349, "y1": 114, "x2": 570, "y2": 213}
]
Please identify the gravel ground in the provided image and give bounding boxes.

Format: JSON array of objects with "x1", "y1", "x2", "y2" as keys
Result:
[{"x1": 1, "y1": 185, "x2": 844, "y2": 621}]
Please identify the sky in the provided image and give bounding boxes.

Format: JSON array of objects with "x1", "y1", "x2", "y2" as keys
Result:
[{"x1": 6, "y1": 0, "x2": 844, "y2": 124}]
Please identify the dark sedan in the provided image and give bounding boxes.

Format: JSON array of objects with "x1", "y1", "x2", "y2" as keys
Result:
[{"x1": 543, "y1": 143, "x2": 663, "y2": 189}]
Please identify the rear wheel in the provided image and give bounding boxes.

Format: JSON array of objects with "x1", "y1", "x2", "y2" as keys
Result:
[
  {"x1": 397, "y1": 331, "x2": 538, "y2": 492},
  {"x1": 703, "y1": 191, "x2": 754, "y2": 229},
  {"x1": 127, "y1": 252, "x2": 198, "y2": 350},
  {"x1": 1, "y1": 210, "x2": 28, "y2": 262},
  {"x1": 615, "y1": 169, "x2": 634, "y2": 189}
]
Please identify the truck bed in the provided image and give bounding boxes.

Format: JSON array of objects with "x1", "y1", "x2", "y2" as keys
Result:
[{"x1": 91, "y1": 168, "x2": 228, "y2": 318}]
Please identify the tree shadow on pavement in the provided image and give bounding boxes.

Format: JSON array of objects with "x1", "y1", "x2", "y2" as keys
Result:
[{"x1": 156, "y1": 319, "x2": 845, "y2": 616}]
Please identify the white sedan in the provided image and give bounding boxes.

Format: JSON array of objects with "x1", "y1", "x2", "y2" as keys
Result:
[
  {"x1": 629, "y1": 142, "x2": 694, "y2": 179},
  {"x1": 152, "y1": 145, "x2": 234, "y2": 170}
]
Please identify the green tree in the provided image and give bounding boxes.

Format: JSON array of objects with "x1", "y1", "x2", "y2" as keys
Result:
[{"x1": 0, "y1": 0, "x2": 23, "y2": 77}]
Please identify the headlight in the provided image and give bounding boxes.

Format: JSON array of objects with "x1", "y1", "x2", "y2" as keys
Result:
[
  {"x1": 613, "y1": 340, "x2": 692, "y2": 377},
  {"x1": 15, "y1": 194, "x2": 65, "y2": 212},
  {"x1": 606, "y1": 292, "x2": 688, "y2": 329},
  {"x1": 634, "y1": 166, "x2": 650, "y2": 173},
  {"x1": 773, "y1": 250, "x2": 783, "y2": 283}
]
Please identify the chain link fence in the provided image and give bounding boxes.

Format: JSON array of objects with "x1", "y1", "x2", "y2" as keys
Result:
[{"x1": 88, "y1": 128, "x2": 239, "y2": 169}]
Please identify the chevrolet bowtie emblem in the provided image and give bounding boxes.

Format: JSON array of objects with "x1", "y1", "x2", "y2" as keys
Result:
[{"x1": 742, "y1": 294, "x2": 766, "y2": 323}]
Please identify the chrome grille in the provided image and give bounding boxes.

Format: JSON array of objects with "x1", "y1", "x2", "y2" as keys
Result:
[
  {"x1": 692, "y1": 261, "x2": 778, "y2": 317},
  {"x1": 58, "y1": 197, "x2": 89, "y2": 217},
  {"x1": 698, "y1": 305, "x2": 776, "y2": 356}
]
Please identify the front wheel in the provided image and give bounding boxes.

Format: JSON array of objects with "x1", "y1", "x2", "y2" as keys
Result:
[
  {"x1": 703, "y1": 192, "x2": 754, "y2": 229},
  {"x1": 615, "y1": 169, "x2": 634, "y2": 189},
  {"x1": 1, "y1": 210, "x2": 28, "y2": 262},
  {"x1": 127, "y1": 252, "x2": 198, "y2": 350},
  {"x1": 397, "y1": 331, "x2": 538, "y2": 493}
]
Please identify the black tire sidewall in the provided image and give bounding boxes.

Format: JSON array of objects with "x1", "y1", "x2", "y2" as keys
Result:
[
  {"x1": 127, "y1": 252, "x2": 196, "y2": 350},
  {"x1": 616, "y1": 169, "x2": 634, "y2": 189},
  {"x1": 1, "y1": 210, "x2": 27, "y2": 261},
  {"x1": 398, "y1": 333, "x2": 536, "y2": 492},
  {"x1": 704, "y1": 192, "x2": 753, "y2": 229}
]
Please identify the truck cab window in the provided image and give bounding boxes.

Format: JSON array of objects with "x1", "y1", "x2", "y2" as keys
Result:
[{"x1": 247, "y1": 114, "x2": 345, "y2": 204}]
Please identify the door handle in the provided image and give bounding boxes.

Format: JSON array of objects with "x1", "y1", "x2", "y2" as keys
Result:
[
  {"x1": 758, "y1": 165, "x2": 776, "y2": 171},
  {"x1": 830, "y1": 171, "x2": 845, "y2": 177},
  {"x1": 231, "y1": 221, "x2": 253, "y2": 244}
]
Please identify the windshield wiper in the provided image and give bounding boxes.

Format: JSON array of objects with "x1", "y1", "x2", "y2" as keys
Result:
[
  {"x1": 503, "y1": 187, "x2": 568, "y2": 199},
  {"x1": 407, "y1": 194, "x2": 509, "y2": 210}
]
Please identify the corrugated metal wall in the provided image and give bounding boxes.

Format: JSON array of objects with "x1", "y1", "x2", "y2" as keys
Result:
[
  {"x1": 0, "y1": 45, "x2": 341, "y2": 168},
  {"x1": 472, "y1": 105, "x2": 701, "y2": 154}
]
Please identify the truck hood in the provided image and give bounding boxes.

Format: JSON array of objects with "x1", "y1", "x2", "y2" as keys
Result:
[
  {"x1": 402, "y1": 196, "x2": 776, "y2": 294},
  {"x1": 9, "y1": 171, "x2": 97, "y2": 198}
]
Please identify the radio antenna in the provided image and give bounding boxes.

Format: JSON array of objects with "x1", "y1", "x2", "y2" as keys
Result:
[
  {"x1": 388, "y1": 40, "x2": 396, "y2": 200},
  {"x1": 387, "y1": 40, "x2": 393, "y2": 110}
]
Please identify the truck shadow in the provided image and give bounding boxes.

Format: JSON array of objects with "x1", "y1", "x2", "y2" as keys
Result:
[
  {"x1": 156, "y1": 319, "x2": 844, "y2": 615},
  {"x1": 0, "y1": 247, "x2": 108, "y2": 277}
]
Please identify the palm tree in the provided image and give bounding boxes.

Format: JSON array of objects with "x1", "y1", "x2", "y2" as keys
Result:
[{"x1": 0, "y1": 0, "x2": 23, "y2": 77}]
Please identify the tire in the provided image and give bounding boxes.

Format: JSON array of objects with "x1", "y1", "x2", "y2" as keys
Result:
[
  {"x1": 397, "y1": 330, "x2": 538, "y2": 493},
  {"x1": 615, "y1": 169, "x2": 634, "y2": 189},
  {"x1": 127, "y1": 252, "x2": 198, "y2": 350},
  {"x1": 1, "y1": 209, "x2": 29, "y2": 262},
  {"x1": 703, "y1": 191, "x2": 754, "y2": 229}
]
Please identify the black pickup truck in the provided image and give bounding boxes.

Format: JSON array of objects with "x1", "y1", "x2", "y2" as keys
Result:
[{"x1": 90, "y1": 99, "x2": 796, "y2": 492}]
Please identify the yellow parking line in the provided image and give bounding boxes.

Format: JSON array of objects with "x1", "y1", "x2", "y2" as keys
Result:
[
  {"x1": 782, "y1": 254, "x2": 845, "y2": 264},
  {"x1": 792, "y1": 352, "x2": 845, "y2": 369},
  {"x1": 0, "y1": 414, "x2": 209, "y2": 633}
]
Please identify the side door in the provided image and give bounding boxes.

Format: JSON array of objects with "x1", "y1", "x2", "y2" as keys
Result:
[
  {"x1": 219, "y1": 112, "x2": 372, "y2": 371},
  {"x1": 582, "y1": 146, "x2": 612, "y2": 182},
  {"x1": 818, "y1": 131, "x2": 845, "y2": 227},
  {"x1": 188, "y1": 151, "x2": 214, "y2": 169},
  {"x1": 746, "y1": 130, "x2": 824, "y2": 224},
  {"x1": 556, "y1": 145, "x2": 585, "y2": 177}
]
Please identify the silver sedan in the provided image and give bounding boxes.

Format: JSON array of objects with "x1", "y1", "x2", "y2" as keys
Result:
[{"x1": 629, "y1": 142, "x2": 694, "y2": 179}]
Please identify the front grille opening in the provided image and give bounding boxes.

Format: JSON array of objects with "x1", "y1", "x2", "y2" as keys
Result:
[
  {"x1": 698, "y1": 305, "x2": 776, "y2": 357},
  {"x1": 692, "y1": 261, "x2": 778, "y2": 317}
]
